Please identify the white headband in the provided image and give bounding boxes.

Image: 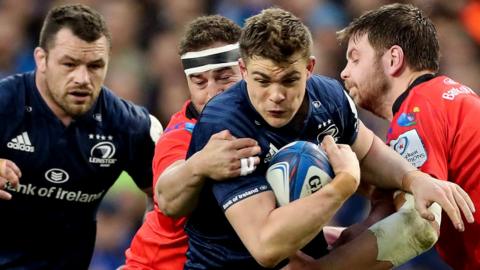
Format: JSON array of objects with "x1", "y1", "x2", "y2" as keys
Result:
[{"x1": 181, "y1": 43, "x2": 240, "y2": 75}]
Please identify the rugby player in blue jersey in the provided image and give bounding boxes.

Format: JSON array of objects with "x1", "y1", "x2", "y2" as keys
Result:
[
  {"x1": 178, "y1": 7, "x2": 474, "y2": 270},
  {"x1": 0, "y1": 4, "x2": 162, "y2": 269}
]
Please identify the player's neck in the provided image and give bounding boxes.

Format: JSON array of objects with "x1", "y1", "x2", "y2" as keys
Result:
[
  {"x1": 35, "y1": 73, "x2": 73, "y2": 126},
  {"x1": 387, "y1": 69, "x2": 433, "y2": 119}
]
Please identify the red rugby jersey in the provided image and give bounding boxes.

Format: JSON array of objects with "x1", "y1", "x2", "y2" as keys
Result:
[
  {"x1": 387, "y1": 75, "x2": 480, "y2": 270},
  {"x1": 125, "y1": 100, "x2": 197, "y2": 270}
]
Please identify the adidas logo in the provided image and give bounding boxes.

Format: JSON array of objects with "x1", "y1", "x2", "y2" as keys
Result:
[
  {"x1": 264, "y1": 143, "x2": 278, "y2": 163},
  {"x1": 7, "y1": 132, "x2": 35, "y2": 152}
]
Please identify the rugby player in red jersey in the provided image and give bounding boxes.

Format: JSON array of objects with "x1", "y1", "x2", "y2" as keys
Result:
[
  {"x1": 123, "y1": 15, "x2": 261, "y2": 270},
  {"x1": 339, "y1": 3, "x2": 479, "y2": 269}
]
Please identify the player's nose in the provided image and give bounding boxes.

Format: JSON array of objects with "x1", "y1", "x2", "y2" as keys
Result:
[
  {"x1": 340, "y1": 65, "x2": 349, "y2": 80},
  {"x1": 73, "y1": 65, "x2": 91, "y2": 85}
]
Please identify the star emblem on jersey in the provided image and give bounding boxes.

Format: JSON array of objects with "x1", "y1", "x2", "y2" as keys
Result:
[
  {"x1": 6, "y1": 131, "x2": 35, "y2": 152},
  {"x1": 89, "y1": 141, "x2": 117, "y2": 167}
]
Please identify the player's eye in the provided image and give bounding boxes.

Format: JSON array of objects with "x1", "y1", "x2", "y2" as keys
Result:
[
  {"x1": 191, "y1": 77, "x2": 206, "y2": 86},
  {"x1": 255, "y1": 78, "x2": 270, "y2": 87},
  {"x1": 88, "y1": 63, "x2": 104, "y2": 70},
  {"x1": 282, "y1": 77, "x2": 299, "y2": 86},
  {"x1": 218, "y1": 75, "x2": 232, "y2": 82},
  {"x1": 63, "y1": 62, "x2": 76, "y2": 68}
]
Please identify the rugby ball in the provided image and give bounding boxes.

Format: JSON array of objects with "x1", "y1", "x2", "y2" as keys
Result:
[{"x1": 266, "y1": 141, "x2": 334, "y2": 206}]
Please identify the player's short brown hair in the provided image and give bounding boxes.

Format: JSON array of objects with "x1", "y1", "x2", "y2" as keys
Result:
[
  {"x1": 337, "y1": 3, "x2": 439, "y2": 72},
  {"x1": 179, "y1": 15, "x2": 241, "y2": 55},
  {"x1": 39, "y1": 4, "x2": 111, "y2": 51},
  {"x1": 240, "y1": 8, "x2": 313, "y2": 64}
]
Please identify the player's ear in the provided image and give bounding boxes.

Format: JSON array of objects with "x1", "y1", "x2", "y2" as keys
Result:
[
  {"x1": 306, "y1": 56, "x2": 316, "y2": 78},
  {"x1": 34, "y1": 47, "x2": 47, "y2": 73},
  {"x1": 385, "y1": 45, "x2": 404, "y2": 76},
  {"x1": 239, "y1": 58, "x2": 247, "y2": 79}
]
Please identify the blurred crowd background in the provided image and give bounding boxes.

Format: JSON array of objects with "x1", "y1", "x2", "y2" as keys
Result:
[{"x1": 1, "y1": 0, "x2": 479, "y2": 269}]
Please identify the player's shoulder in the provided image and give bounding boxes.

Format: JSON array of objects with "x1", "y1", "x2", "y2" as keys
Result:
[
  {"x1": 196, "y1": 80, "x2": 257, "y2": 137},
  {"x1": 413, "y1": 75, "x2": 476, "y2": 103},
  {"x1": 307, "y1": 74, "x2": 345, "y2": 100},
  {"x1": 308, "y1": 74, "x2": 343, "y2": 90},
  {"x1": 164, "y1": 101, "x2": 195, "y2": 133},
  {"x1": 306, "y1": 74, "x2": 350, "y2": 112},
  {"x1": 98, "y1": 87, "x2": 154, "y2": 133},
  {"x1": 162, "y1": 115, "x2": 195, "y2": 144},
  {"x1": 0, "y1": 72, "x2": 32, "y2": 115}
]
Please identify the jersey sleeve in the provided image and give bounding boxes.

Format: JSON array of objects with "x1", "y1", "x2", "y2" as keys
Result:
[
  {"x1": 213, "y1": 167, "x2": 271, "y2": 212},
  {"x1": 389, "y1": 96, "x2": 448, "y2": 180},
  {"x1": 325, "y1": 79, "x2": 359, "y2": 145},
  {"x1": 187, "y1": 121, "x2": 271, "y2": 212},
  {"x1": 125, "y1": 113, "x2": 163, "y2": 190},
  {"x1": 0, "y1": 74, "x2": 24, "y2": 129},
  {"x1": 152, "y1": 128, "x2": 192, "y2": 188}
]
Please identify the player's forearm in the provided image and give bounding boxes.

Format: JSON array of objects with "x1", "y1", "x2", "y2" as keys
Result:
[
  {"x1": 255, "y1": 173, "x2": 358, "y2": 267},
  {"x1": 360, "y1": 136, "x2": 416, "y2": 191},
  {"x1": 311, "y1": 193, "x2": 440, "y2": 270},
  {"x1": 155, "y1": 158, "x2": 205, "y2": 217},
  {"x1": 310, "y1": 232, "x2": 393, "y2": 270}
]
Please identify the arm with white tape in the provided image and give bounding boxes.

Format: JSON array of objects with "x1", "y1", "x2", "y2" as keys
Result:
[
  {"x1": 285, "y1": 191, "x2": 441, "y2": 270},
  {"x1": 368, "y1": 192, "x2": 441, "y2": 267},
  {"x1": 353, "y1": 122, "x2": 474, "y2": 231}
]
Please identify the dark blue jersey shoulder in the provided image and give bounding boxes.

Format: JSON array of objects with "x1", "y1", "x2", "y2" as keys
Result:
[
  {"x1": 0, "y1": 73, "x2": 28, "y2": 116},
  {"x1": 0, "y1": 71, "x2": 155, "y2": 269},
  {"x1": 184, "y1": 76, "x2": 358, "y2": 269},
  {"x1": 306, "y1": 74, "x2": 359, "y2": 145},
  {"x1": 97, "y1": 87, "x2": 152, "y2": 136}
]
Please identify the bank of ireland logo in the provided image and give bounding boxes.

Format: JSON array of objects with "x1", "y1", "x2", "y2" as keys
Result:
[
  {"x1": 45, "y1": 168, "x2": 69, "y2": 184},
  {"x1": 89, "y1": 141, "x2": 117, "y2": 167}
]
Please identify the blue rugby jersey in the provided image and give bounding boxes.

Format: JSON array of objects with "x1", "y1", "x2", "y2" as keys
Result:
[
  {"x1": 0, "y1": 71, "x2": 159, "y2": 269},
  {"x1": 184, "y1": 75, "x2": 359, "y2": 270}
]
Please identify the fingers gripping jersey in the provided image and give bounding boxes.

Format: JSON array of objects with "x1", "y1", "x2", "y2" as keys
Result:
[
  {"x1": 185, "y1": 75, "x2": 359, "y2": 269},
  {"x1": 387, "y1": 75, "x2": 480, "y2": 270},
  {"x1": 0, "y1": 72, "x2": 159, "y2": 269},
  {"x1": 125, "y1": 101, "x2": 197, "y2": 270}
]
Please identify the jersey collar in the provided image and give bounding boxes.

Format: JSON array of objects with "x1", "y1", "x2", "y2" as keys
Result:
[
  {"x1": 186, "y1": 101, "x2": 200, "y2": 120},
  {"x1": 392, "y1": 73, "x2": 436, "y2": 115}
]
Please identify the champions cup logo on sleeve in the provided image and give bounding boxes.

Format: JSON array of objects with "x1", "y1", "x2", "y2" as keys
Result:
[
  {"x1": 181, "y1": 43, "x2": 240, "y2": 75},
  {"x1": 389, "y1": 129, "x2": 427, "y2": 168}
]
